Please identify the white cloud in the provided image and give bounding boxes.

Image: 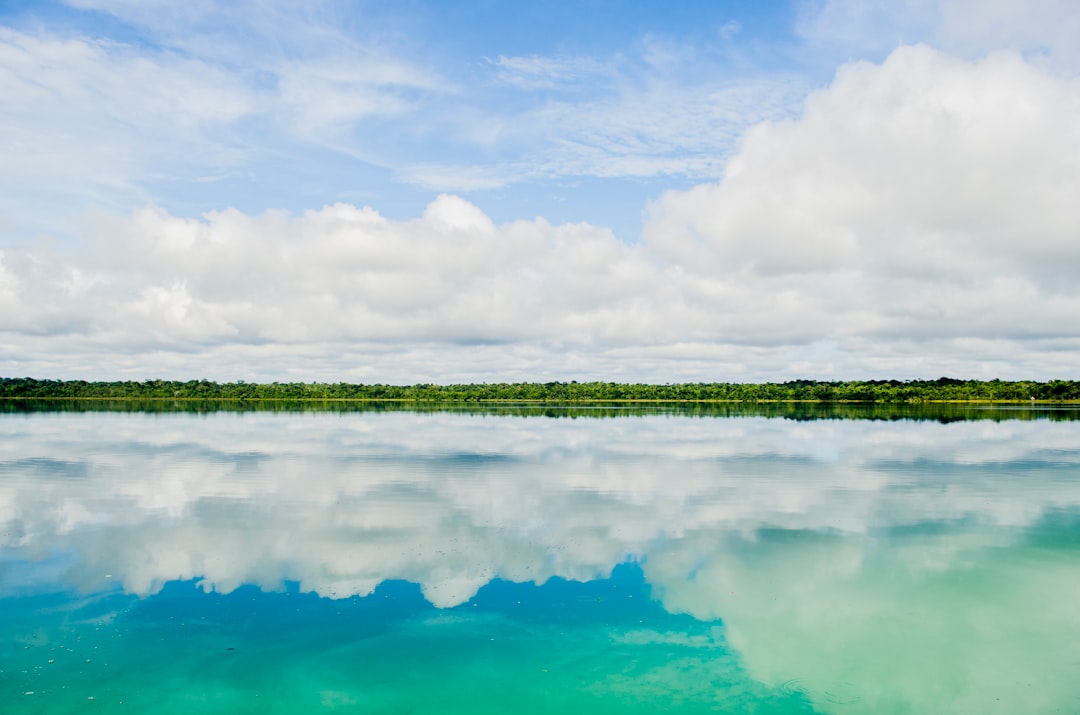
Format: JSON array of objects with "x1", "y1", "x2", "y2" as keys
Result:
[
  {"x1": 0, "y1": 197, "x2": 666, "y2": 370},
  {"x1": 796, "y1": 0, "x2": 939, "y2": 54},
  {"x1": 274, "y1": 54, "x2": 449, "y2": 147},
  {"x1": 401, "y1": 59, "x2": 808, "y2": 189},
  {"x1": 799, "y1": 0, "x2": 1080, "y2": 70},
  {"x1": 59, "y1": 0, "x2": 351, "y2": 63},
  {"x1": 0, "y1": 3, "x2": 801, "y2": 223},
  {"x1": 489, "y1": 54, "x2": 613, "y2": 90},
  {"x1": 3, "y1": 37, "x2": 1080, "y2": 379},
  {"x1": 0, "y1": 26, "x2": 259, "y2": 229},
  {"x1": 7, "y1": 0, "x2": 1078, "y2": 246},
  {"x1": 642, "y1": 45, "x2": 1080, "y2": 366},
  {"x1": 0, "y1": 19, "x2": 446, "y2": 234}
]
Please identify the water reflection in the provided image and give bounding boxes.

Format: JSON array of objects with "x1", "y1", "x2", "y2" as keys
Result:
[
  {"x1": 5, "y1": 398, "x2": 1080, "y2": 421},
  {"x1": 2, "y1": 408, "x2": 1079, "y2": 713}
]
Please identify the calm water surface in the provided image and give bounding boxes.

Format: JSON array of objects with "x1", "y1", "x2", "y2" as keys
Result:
[{"x1": 2, "y1": 406, "x2": 1079, "y2": 713}]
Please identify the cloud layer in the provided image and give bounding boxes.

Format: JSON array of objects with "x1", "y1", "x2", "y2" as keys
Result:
[
  {"x1": 3, "y1": 45, "x2": 1080, "y2": 380},
  {"x1": 4, "y1": 1, "x2": 1080, "y2": 379}
]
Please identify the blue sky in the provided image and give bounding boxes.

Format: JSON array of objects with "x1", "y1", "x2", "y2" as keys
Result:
[
  {"x1": 2, "y1": 0, "x2": 1080, "y2": 382},
  {"x1": 1, "y1": 0, "x2": 813, "y2": 235}
]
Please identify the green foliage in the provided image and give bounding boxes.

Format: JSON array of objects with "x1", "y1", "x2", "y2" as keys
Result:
[{"x1": 1, "y1": 377, "x2": 1078, "y2": 403}]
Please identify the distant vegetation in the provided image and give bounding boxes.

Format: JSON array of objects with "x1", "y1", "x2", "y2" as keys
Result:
[{"x1": 1, "y1": 377, "x2": 1078, "y2": 403}]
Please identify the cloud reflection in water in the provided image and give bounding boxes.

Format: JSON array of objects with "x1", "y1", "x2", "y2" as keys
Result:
[{"x1": 2, "y1": 410, "x2": 1079, "y2": 713}]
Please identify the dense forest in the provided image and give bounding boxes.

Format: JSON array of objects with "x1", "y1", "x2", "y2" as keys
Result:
[{"x1": 2, "y1": 377, "x2": 1078, "y2": 403}]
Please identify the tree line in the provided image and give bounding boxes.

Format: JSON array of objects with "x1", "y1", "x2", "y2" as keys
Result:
[{"x1": 2, "y1": 377, "x2": 1078, "y2": 402}]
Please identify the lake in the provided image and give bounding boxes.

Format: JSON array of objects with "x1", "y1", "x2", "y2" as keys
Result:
[{"x1": 2, "y1": 404, "x2": 1079, "y2": 713}]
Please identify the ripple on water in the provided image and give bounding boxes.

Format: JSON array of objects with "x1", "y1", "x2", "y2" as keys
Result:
[{"x1": 779, "y1": 677, "x2": 861, "y2": 706}]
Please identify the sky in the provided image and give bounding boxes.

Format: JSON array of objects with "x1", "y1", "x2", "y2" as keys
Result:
[{"x1": 2, "y1": 0, "x2": 1079, "y2": 383}]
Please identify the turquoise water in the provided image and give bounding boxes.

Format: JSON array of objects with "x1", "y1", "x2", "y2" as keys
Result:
[{"x1": 2, "y1": 407, "x2": 1080, "y2": 713}]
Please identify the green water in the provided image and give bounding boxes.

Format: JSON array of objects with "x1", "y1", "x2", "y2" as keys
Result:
[
  {"x1": 2, "y1": 407, "x2": 1079, "y2": 713},
  {"x1": 2, "y1": 571, "x2": 814, "y2": 714}
]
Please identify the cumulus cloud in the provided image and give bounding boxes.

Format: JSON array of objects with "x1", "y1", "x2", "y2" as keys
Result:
[
  {"x1": 3, "y1": 43, "x2": 1080, "y2": 379},
  {"x1": 642, "y1": 44, "x2": 1080, "y2": 373},
  {"x1": 1, "y1": 195, "x2": 681, "y2": 379}
]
